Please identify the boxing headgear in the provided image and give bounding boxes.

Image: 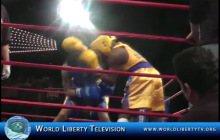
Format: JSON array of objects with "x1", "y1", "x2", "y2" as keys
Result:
[
  {"x1": 90, "y1": 35, "x2": 116, "y2": 56},
  {"x1": 78, "y1": 49, "x2": 99, "y2": 69},
  {"x1": 62, "y1": 36, "x2": 87, "y2": 52}
]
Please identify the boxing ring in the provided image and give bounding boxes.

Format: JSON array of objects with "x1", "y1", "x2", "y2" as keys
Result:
[{"x1": 1, "y1": 0, "x2": 190, "y2": 122}]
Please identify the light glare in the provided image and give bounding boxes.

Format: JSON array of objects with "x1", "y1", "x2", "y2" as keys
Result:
[{"x1": 58, "y1": 0, "x2": 94, "y2": 29}]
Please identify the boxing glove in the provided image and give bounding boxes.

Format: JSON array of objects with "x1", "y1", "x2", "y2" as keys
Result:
[
  {"x1": 78, "y1": 49, "x2": 99, "y2": 69},
  {"x1": 62, "y1": 36, "x2": 87, "y2": 52},
  {"x1": 75, "y1": 86, "x2": 102, "y2": 99}
]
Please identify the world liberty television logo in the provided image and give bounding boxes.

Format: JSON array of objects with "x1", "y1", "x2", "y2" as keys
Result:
[{"x1": 4, "y1": 116, "x2": 31, "y2": 140}]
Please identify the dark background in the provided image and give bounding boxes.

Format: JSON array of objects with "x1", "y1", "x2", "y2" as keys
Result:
[{"x1": 1, "y1": 0, "x2": 191, "y2": 121}]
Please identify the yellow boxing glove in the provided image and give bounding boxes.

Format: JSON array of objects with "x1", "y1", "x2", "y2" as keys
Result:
[
  {"x1": 78, "y1": 49, "x2": 99, "y2": 69},
  {"x1": 62, "y1": 36, "x2": 87, "y2": 52}
]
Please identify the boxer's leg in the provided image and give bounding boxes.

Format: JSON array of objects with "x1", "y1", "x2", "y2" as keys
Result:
[
  {"x1": 97, "y1": 96, "x2": 111, "y2": 122},
  {"x1": 117, "y1": 77, "x2": 132, "y2": 122},
  {"x1": 118, "y1": 97, "x2": 130, "y2": 122},
  {"x1": 96, "y1": 81, "x2": 114, "y2": 122},
  {"x1": 149, "y1": 70, "x2": 165, "y2": 122},
  {"x1": 122, "y1": 75, "x2": 152, "y2": 122},
  {"x1": 86, "y1": 85, "x2": 111, "y2": 122},
  {"x1": 118, "y1": 68, "x2": 165, "y2": 122},
  {"x1": 53, "y1": 97, "x2": 76, "y2": 122}
]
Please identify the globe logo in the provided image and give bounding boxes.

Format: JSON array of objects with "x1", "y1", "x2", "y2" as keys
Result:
[{"x1": 4, "y1": 116, "x2": 31, "y2": 140}]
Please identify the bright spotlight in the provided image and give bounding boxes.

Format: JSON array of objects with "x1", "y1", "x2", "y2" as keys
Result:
[{"x1": 58, "y1": 0, "x2": 95, "y2": 29}]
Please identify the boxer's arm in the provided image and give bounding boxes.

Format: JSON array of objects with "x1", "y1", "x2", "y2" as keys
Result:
[
  {"x1": 61, "y1": 70, "x2": 75, "y2": 97},
  {"x1": 108, "y1": 48, "x2": 128, "y2": 71},
  {"x1": 100, "y1": 68, "x2": 117, "y2": 86},
  {"x1": 101, "y1": 48, "x2": 128, "y2": 85}
]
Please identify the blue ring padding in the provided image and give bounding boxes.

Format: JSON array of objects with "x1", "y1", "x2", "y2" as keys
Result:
[{"x1": 164, "y1": 96, "x2": 170, "y2": 114}]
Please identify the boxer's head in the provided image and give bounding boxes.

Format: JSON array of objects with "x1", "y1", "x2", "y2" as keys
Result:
[
  {"x1": 173, "y1": 47, "x2": 218, "y2": 105},
  {"x1": 90, "y1": 35, "x2": 117, "y2": 56}
]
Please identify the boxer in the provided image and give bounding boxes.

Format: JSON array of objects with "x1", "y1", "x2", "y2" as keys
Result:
[
  {"x1": 91, "y1": 35, "x2": 165, "y2": 122},
  {"x1": 54, "y1": 37, "x2": 114, "y2": 122}
]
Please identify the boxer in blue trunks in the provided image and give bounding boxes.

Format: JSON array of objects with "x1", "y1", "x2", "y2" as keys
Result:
[{"x1": 53, "y1": 37, "x2": 114, "y2": 122}]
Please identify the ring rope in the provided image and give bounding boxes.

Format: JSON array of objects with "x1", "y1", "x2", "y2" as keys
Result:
[
  {"x1": 1, "y1": 112, "x2": 98, "y2": 122},
  {"x1": 173, "y1": 108, "x2": 189, "y2": 115},
  {"x1": 163, "y1": 79, "x2": 175, "y2": 89},
  {"x1": 164, "y1": 90, "x2": 183, "y2": 103},
  {"x1": 163, "y1": 108, "x2": 189, "y2": 120},
  {"x1": 1, "y1": 84, "x2": 181, "y2": 103},
  {"x1": 2, "y1": 99, "x2": 181, "y2": 118},
  {"x1": 2, "y1": 23, "x2": 188, "y2": 43},
  {"x1": 44, "y1": 88, "x2": 64, "y2": 90},
  {"x1": 1, "y1": 86, "x2": 123, "y2": 99},
  {"x1": 88, "y1": 0, "x2": 189, "y2": 10},
  {"x1": 1, "y1": 61, "x2": 177, "y2": 79},
  {"x1": 45, "y1": 80, "x2": 175, "y2": 90}
]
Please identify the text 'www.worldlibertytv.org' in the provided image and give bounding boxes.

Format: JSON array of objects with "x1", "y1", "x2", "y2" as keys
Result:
[{"x1": 143, "y1": 127, "x2": 217, "y2": 132}]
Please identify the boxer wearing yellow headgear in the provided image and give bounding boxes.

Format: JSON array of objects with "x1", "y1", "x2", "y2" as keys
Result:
[
  {"x1": 54, "y1": 37, "x2": 113, "y2": 122},
  {"x1": 91, "y1": 35, "x2": 165, "y2": 122},
  {"x1": 91, "y1": 35, "x2": 116, "y2": 56}
]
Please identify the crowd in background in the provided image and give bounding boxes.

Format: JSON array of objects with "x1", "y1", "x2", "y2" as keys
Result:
[
  {"x1": 1, "y1": 76, "x2": 65, "y2": 122},
  {"x1": 1, "y1": 75, "x2": 121, "y2": 122}
]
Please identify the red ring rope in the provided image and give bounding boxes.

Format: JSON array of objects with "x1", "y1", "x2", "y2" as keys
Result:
[
  {"x1": 163, "y1": 79, "x2": 175, "y2": 89},
  {"x1": 173, "y1": 108, "x2": 189, "y2": 115},
  {"x1": 2, "y1": 99, "x2": 181, "y2": 118},
  {"x1": 1, "y1": 61, "x2": 177, "y2": 79},
  {"x1": 1, "y1": 85, "x2": 179, "y2": 103},
  {"x1": 2, "y1": 23, "x2": 188, "y2": 43},
  {"x1": 1, "y1": 79, "x2": 175, "y2": 100},
  {"x1": 1, "y1": 112, "x2": 98, "y2": 122},
  {"x1": 88, "y1": 0, "x2": 189, "y2": 10},
  {"x1": 164, "y1": 90, "x2": 183, "y2": 103},
  {"x1": 163, "y1": 108, "x2": 189, "y2": 120},
  {"x1": 1, "y1": 86, "x2": 123, "y2": 99},
  {"x1": 44, "y1": 80, "x2": 174, "y2": 90}
]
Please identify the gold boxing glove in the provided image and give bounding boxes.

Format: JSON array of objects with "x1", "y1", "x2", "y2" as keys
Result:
[
  {"x1": 78, "y1": 49, "x2": 99, "y2": 69},
  {"x1": 62, "y1": 36, "x2": 87, "y2": 52}
]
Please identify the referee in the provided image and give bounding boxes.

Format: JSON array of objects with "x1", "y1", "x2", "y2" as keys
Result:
[{"x1": 1, "y1": 5, "x2": 11, "y2": 80}]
